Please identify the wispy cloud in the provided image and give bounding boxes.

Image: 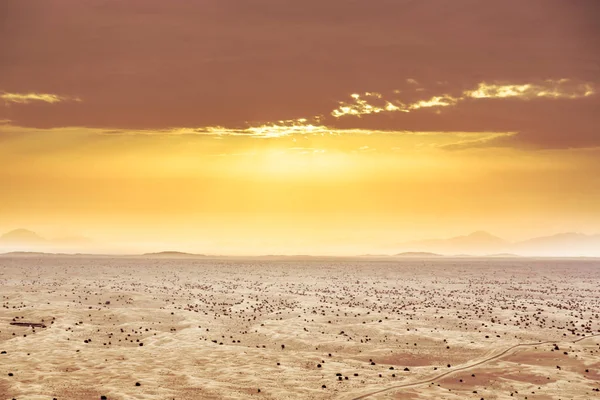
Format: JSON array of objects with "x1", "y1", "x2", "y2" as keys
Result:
[
  {"x1": 464, "y1": 80, "x2": 594, "y2": 100},
  {"x1": 4, "y1": 78, "x2": 589, "y2": 149},
  {"x1": 172, "y1": 119, "x2": 335, "y2": 139},
  {"x1": 331, "y1": 93, "x2": 399, "y2": 118},
  {"x1": 1, "y1": 92, "x2": 81, "y2": 105},
  {"x1": 438, "y1": 132, "x2": 519, "y2": 150},
  {"x1": 331, "y1": 79, "x2": 596, "y2": 118},
  {"x1": 0, "y1": 119, "x2": 336, "y2": 140},
  {"x1": 408, "y1": 95, "x2": 458, "y2": 110},
  {"x1": 0, "y1": 120, "x2": 515, "y2": 153}
]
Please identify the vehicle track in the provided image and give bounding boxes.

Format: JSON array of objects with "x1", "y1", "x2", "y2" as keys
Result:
[{"x1": 351, "y1": 333, "x2": 600, "y2": 399}]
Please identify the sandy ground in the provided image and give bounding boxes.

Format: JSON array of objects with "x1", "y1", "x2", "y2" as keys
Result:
[{"x1": 0, "y1": 256, "x2": 599, "y2": 399}]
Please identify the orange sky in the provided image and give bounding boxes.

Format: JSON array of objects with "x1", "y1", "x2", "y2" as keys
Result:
[{"x1": 1, "y1": 1, "x2": 599, "y2": 254}]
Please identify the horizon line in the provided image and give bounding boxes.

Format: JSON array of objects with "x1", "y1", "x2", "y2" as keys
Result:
[{"x1": 1, "y1": 250, "x2": 599, "y2": 259}]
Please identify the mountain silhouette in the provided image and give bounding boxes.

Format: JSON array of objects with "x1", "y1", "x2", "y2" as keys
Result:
[
  {"x1": 0, "y1": 229, "x2": 92, "y2": 253},
  {"x1": 395, "y1": 251, "x2": 442, "y2": 257},
  {"x1": 0, "y1": 229, "x2": 46, "y2": 243},
  {"x1": 513, "y1": 232, "x2": 600, "y2": 256},
  {"x1": 1, "y1": 229, "x2": 599, "y2": 257},
  {"x1": 142, "y1": 251, "x2": 204, "y2": 257},
  {"x1": 401, "y1": 231, "x2": 508, "y2": 255},
  {"x1": 398, "y1": 231, "x2": 600, "y2": 256}
]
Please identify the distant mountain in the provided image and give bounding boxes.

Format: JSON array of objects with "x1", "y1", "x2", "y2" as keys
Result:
[
  {"x1": 2, "y1": 229, "x2": 599, "y2": 257},
  {"x1": 514, "y1": 233, "x2": 600, "y2": 257},
  {"x1": 0, "y1": 229, "x2": 46, "y2": 243},
  {"x1": 0, "y1": 251, "x2": 87, "y2": 257},
  {"x1": 395, "y1": 251, "x2": 442, "y2": 257},
  {"x1": 397, "y1": 231, "x2": 600, "y2": 257},
  {"x1": 400, "y1": 231, "x2": 508, "y2": 255},
  {"x1": 517, "y1": 232, "x2": 594, "y2": 246},
  {"x1": 0, "y1": 229, "x2": 92, "y2": 253},
  {"x1": 0, "y1": 251, "x2": 113, "y2": 258},
  {"x1": 1, "y1": 251, "x2": 54, "y2": 256}
]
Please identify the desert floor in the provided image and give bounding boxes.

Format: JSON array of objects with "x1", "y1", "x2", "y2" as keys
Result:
[{"x1": 0, "y1": 256, "x2": 599, "y2": 400}]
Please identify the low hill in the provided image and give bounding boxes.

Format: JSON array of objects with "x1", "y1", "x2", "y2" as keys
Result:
[
  {"x1": 142, "y1": 251, "x2": 205, "y2": 258},
  {"x1": 395, "y1": 251, "x2": 442, "y2": 257}
]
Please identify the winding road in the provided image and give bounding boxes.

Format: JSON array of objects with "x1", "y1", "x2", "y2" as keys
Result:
[{"x1": 351, "y1": 333, "x2": 600, "y2": 399}]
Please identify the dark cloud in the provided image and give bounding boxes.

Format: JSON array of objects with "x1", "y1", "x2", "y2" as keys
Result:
[{"x1": 0, "y1": 0, "x2": 599, "y2": 148}]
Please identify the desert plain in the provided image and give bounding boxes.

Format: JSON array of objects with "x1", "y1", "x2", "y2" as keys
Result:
[{"x1": 0, "y1": 255, "x2": 599, "y2": 400}]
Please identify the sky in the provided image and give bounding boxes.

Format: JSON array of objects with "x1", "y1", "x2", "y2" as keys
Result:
[{"x1": 1, "y1": 0, "x2": 600, "y2": 254}]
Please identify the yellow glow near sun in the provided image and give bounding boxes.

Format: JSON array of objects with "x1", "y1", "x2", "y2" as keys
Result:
[
  {"x1": 245, "y1": 120, "x2": 329, "y2": 138},
  {"x1": 234, "y1": 147, "x2": 354, "y2": 180}
]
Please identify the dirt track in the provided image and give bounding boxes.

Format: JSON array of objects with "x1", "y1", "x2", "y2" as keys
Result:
[{"x1": 352, "y1": 333, "x2": 600, "y2": 399}]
